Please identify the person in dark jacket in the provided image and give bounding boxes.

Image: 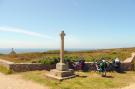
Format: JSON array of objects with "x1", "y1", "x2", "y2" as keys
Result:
[
  {"x1": 112, "y1": 58, "x2": 121, "y2": 72},
  {"x1": 99, "y1": 60, "x2": 108, "y2": 77}
]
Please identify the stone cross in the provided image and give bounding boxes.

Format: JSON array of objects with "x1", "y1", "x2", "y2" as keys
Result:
[
  {"x1": 46, "y1": 31, "x2": 75, "y2": 80},
  {"x1": 60, "y1": 31, "x2": 65, "y2": 63}
]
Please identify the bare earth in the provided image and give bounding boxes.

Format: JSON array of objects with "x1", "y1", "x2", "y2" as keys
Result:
[
  {"x1": 123, "y1": 53, "x2": 135, "y2": 63},
  {"x1": 0, "y1": 73, "x2": 49, "y2": 89},
  {"x1": 118, "y1": 83, "x2": 135, "y2": 89}
]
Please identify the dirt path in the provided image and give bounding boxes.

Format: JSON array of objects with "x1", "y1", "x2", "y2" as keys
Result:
[
  {"x1": 123, "y1": 53, "x2": 135, "y2": 63},
  {"x1": 118, "y1": 83, "x2": 135, "y2": 89},
  {"x1": 0, "y1": 73, "x2": 49, "y2": 89}
]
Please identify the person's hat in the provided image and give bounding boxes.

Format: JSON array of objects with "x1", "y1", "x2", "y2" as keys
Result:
[{"x1": 102, "y1": 60, "x2": 106, "y2": 62}]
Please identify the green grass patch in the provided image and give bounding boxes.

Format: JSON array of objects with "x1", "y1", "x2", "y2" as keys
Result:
[
  {"x1": 20, "y1": 71, "x2": 135, "y2": 89},
  {"x1": 0, "y1": 65, "x2": 13, "y2": 74}
]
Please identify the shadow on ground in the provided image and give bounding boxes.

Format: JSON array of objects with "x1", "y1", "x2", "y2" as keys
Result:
[
  {"x1": 76, "y1": 75, "x2": 88, "y2": 78},
  {"x1": 102, "y1": 75, "x2": 114, "y2": 78}
]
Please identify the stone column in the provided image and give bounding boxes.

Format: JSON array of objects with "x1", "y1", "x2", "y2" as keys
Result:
[
  {"x1": 60, "y1": 31, "x2": 65, "y2": 63},
  {"x1": 56, "y1": 31, "x2": 68, "y2": 71},
  {"x1": 46, "y1": 31, "x2": 76, "y2": 81}
]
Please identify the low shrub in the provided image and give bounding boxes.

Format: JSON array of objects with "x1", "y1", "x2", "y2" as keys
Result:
[
  {"x1": 37, "y1": 56, "x2": 80, "y2": 65},
  {"x1": 0, "y1": 65, "x2": 13, "y2": 74},
  {"x1": 38, "y1": 57, "x2": 60, "y2": 65},
  {"x1": 37, "y1": 55, "x2": 114, "y2": 65}
]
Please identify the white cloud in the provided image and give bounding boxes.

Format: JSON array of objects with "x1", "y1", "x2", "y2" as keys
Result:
[
  {"x1": 0, "y1": 26, "x2": 53, "y2": 39},
  {"x1": 0, "y1": 26, "x2": 85, "y2": 48},
  {"x1": 0, "y1": 39, "x2": 59, "y2": 48}
]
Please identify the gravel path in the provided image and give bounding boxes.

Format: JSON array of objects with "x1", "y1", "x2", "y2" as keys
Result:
[{"x1": 0, "y1": 73, "x2": 49, "y2": 89}]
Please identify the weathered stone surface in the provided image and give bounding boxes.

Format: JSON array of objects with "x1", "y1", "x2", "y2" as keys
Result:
[
  {"x1": 0, "y1": 58, "x2": 134, "y2": 72},
  {"x1": 50, "y1": 69, "x2": 74, "y2": 77},
  {"x1": 46, "y1": 73, "x2": 76, "y2": 81},
  {"x1": 10, "y1": 63, "x2": 56, "y2": 72},
  {"x1": 0, "y1": 59, "x2": 56, "y2": 72},
  {"x1": 46, "y1": 31, "x2": 76, "y2": 81},
  {"x1": 56, "y1": 63, "x2": 68, "y2": 71},
  {"x1": 121, "y1": 62, "x2": 134, "y2": 71}
]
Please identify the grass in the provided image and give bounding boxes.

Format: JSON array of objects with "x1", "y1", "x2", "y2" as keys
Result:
[
  {"x1": 20, "y1": 70, "x2": 135, "y2": 89},
  {"x1": 0, "y1": 47, "x2": 135, "y2": 63},
  {"x1": 0, "y1": 65, "x2": 13, "y2": 74}
]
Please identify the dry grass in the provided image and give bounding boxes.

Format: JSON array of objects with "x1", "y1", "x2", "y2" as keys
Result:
[
  {"x1": 0, "y1": 47, "x2": 135, "y2": 63},
  {"x1": 19, "y1": 71, "x2": 135, "y2": 89}
]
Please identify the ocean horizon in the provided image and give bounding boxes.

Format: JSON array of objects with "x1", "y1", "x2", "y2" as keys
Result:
[{"x1": 0, "y1": 48, "x2": 96, "y2": 54}]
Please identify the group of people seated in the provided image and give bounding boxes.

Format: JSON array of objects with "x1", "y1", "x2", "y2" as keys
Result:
[
  {"x1": 66, "y1": 59, "x2": 86, "y2": 71},
  {"x1": 112, "y1": 58, "x2": 121, "y2": 71},
  {"x1": 95, "y1": 58, "x2": 121, "y2": 77},
  {"x1": 66, "y1": 57, "x2": 121, "y2": 76}
]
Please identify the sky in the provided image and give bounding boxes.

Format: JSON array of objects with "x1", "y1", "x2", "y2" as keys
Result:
[{"x1": 0, "y1": 0, "x2": 135, "y2": 49}]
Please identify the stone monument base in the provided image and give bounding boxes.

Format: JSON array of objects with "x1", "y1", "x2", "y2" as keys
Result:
[
  {"x1": 46, "y1": 63, "x2": 76, "y2": 81},
  {"x1": 46, "y1": 69, "x2": 76, "y2": 81}
]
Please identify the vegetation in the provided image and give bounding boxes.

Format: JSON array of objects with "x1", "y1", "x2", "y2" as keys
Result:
[
  {"x1": 37, "y1": 56, "x2": 80, "y2": 65},
  {"x1": 20, "y1": 71, "x2": 135, "y2": 89},
  {"x1": 0, "y1": 47, "x2": 135, "y2": 63},
  {"x1": 37, "y1": 57, "x2": 59, "y2": 65},
  {"x1": 0, "y1": 65, "x2": 12, "y2": 74},
  {"x1": 0, "y1": 48, "x2": 135, "y2": 88}
]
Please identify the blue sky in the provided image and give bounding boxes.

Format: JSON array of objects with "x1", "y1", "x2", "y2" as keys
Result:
[{"x1": 0, "y1": 0, "x2": 135, "y2": 49}]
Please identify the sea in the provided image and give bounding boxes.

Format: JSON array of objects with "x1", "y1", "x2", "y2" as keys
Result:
[{"x1": 0, "y1": 48, "x2": 95, "y2": 54}]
